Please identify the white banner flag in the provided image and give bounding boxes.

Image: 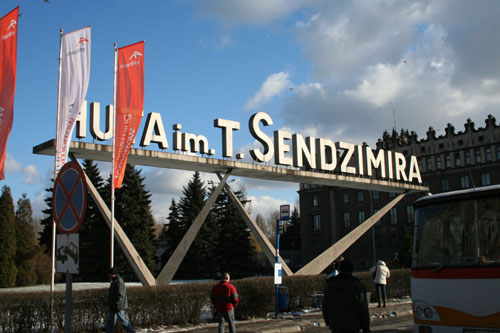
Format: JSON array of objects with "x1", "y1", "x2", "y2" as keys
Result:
[{"x1": 55, "y1": 26, "x2": 91, "y2": 174}]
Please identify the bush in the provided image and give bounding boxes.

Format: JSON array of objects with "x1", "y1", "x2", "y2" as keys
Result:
[{"x1": 0, "y1": 269, "x2": 411, "y2": 331}]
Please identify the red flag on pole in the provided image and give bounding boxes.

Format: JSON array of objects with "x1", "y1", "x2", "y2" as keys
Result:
[
  {"x1": 113, "y1": 41, "x2": 144, "y2": 189},
  {"x1": 0, "y1": 7, "x2": 19, "y2": 180}
]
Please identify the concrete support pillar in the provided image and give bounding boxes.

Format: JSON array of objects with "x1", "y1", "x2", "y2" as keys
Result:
[{"x1": 72, "y1": 156, "x2": 156, "y2": 286}]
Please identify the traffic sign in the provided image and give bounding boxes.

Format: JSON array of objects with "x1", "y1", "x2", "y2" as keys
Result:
[
  {"x1": 280, "y1": 204, "x2": 290, "y2": 221},
  {"x1": 53, "y1": 161, "x2": 87, "y2": 234},
  {"x1": 56, "y1": 234, "x2": 79, "y2": 274},
  {"x1": 274, "y1": 263, "x2": 282, "y2": 285}
]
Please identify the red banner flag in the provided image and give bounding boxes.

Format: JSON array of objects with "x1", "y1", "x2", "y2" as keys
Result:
[
  {"x1": 113, "y1": 41, "x2": 144, "y2": 189},
  {"x1": 0, "y1": 7, "x2": 19, "y2": 180}
]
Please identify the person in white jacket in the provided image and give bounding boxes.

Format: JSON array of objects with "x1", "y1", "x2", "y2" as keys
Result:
[{"x1": 372, "y1": 260, "x2": 390, "y2": 307}]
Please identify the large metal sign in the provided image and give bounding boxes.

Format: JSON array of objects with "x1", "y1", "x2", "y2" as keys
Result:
[{"x1": 53, "y1": 161, "x2": 87, "y2": 234}]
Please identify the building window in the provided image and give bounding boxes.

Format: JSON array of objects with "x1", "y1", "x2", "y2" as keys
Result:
[
  {"x1": 475, "y1": 149, "x2": 481, "y2": 163},
  {"x1": 388, "y1": 192, "x2": 396, "y2": 198},
  {"x1": 344, "y1": 212, "x2": 350, "y2": 229},
  {"x1": 445, "y1": 154, "x2": 451, "y2": 168},
  {"x1": 313, "y1": 195, "x2": 319, "y2": 207},
  {"x1": 455, "y1": 153, "x2": 461, "y2": 166},
  {"x1": 358, "y1": 211, "x2": 365, "y2": 224},
  {"x1": 441, "y1": 179, "x2": 450, "y2": 191},
  {"x1": 372, "y1": 191, "x2": 379, "y2": 200},
  {"x1": 460, "y1": 175, "x2": 470, "y2": 189},
  {"x1": 481, "y1": 173, "x2": 491, "y2": 186},
  {"x1": 313, "y1": 215, "x2": 321, "y2": 231},
  {"x1": 343, "y1": 193, "x2": 349, "y2": 203},
  {"x1": 436, "y1": 156, "x2": 442, "y2": 169},
  {"x1": 357, "y1": 191, "x2": 364, "y2": 202},
  {"x1": 497, "y1": 146, "x2": 500, "y2": 160},
  {"x1": 426, "y1": 158, "x2": 432, "y2": 171},
  {"x1": 486, "y1": 147, "x2": 492, "y2": 161},
  {"x1": 418, "y1": 159, "x2": 423, "y2": 171},
  {"x1": 406, "y1": 205, "x2": 414, "y2": 224},
  {"x1": 464, "y1": 151, "x2": 471, "y2": 165},
  {"x1": 390, "y1": 208, "x2": 397, "y2": 224}
]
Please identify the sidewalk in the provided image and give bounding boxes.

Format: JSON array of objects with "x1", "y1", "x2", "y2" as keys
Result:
[{"x1": 136, "y1": 299, "x2": 413, "y2": 333}]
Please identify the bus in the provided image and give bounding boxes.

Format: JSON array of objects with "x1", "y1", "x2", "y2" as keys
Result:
[{"x1": 412, "y1": 185, "x2": 500, "y2": 332}]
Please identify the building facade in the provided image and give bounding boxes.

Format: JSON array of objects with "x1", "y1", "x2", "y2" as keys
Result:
[{"x1": 299, "y1": 115, "x2": 500, "y2": 271}]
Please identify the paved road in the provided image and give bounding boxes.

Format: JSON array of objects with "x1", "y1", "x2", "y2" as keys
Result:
[
  {"x1": 136, "y1": 300, "x2": 414, "y2": 332},
  {"x1": 301, "y1": 315, "x2": 413, "y2": 332}
]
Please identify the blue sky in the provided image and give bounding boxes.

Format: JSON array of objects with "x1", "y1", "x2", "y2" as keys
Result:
[{"x1": 3, "y1": 0, "x2": 500, "y2": 224}]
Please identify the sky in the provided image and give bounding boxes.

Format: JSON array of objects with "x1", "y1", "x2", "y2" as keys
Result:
[{"x1": 2, "y1": 0, "x2": 500, "y2": 225}]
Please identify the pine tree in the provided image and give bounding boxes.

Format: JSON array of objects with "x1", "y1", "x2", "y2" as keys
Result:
[
  {"x1": 175, "y1": 171, "x2": 218, "y2": 279},
  {"x1": 104, "y1": 164, "x2": 156, "y2": 281},
  {"x1": 211, "y1": 184, "x2": 257, "y2": 279},
  {"x1": 0, "y1": 186, "x2": 17, "y2": 287},
  {"x1": 14, "y1": 194, "x2": 39, "y2": 286},
  {"x1": 39, "y1": 181, "x2": 54, "y2": 253},
  {"x1": 159, "y1": 199, "x2": 182, "y2": 269},
  {"x1": 281, "y1": 206, "x2": 301, "y2": 250},
  {"x1": 78, "y1": 160, "x2": 110, "y2": 281}
]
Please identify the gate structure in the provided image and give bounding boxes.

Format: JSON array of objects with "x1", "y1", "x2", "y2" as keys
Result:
[{"x1": 34, "y1": 139, "x2": 427, "y2": 286}]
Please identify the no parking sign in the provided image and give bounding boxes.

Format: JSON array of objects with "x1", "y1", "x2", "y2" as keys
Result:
[{"x1": 53, "y1": 161, "x2": 87, "y2": 234}]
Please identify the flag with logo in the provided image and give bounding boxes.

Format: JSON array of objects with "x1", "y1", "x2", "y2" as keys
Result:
[
  {"x1": 55, "y1": 26, "x2": 91, "y2": 174},
  {"x1": 0, "y1": 7, "x2": 19, "y2": 180},
  {"x1": 113, "y1": 41, "x2": 144, "y2": 189}
]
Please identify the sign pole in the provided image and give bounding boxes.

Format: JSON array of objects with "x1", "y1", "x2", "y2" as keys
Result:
[
  {"x1": 274, "y1": 218, "x2": 280, "y2": 319},
  {"x1": 65, "y1": 270, "x2": 72, "y2": 333}
]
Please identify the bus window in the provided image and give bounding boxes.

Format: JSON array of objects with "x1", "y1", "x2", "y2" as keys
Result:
[
  {"x1": 477, "y1": 196, "x2": 500, "y2": 263},
  {"x1": 416, "y1": 200, "x2": 476, "y2": 266}
]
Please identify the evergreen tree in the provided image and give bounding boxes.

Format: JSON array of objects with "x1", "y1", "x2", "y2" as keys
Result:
[
  {"x1": 14, "y1": 194, "x2": 39, "y2": 286},
  {"x1": 281, "y1": 206, "x2": 301, "y2": 250},
  {"x1": 39, "y1": 181, "x2": 54, "y2": 253},
  {"x1": 159, "y1": 199, "x2": 182, "y2": 269},
  {"x1": 211, "y1": 184, "x2": 256, "y2": 279},
  {"x1": 175, "y1": 171, "x2": 218, "y2": 279},
  {"x1": 0, "y1": 186, "x2": 17, "y2": 287},
  {"x1": 104, "y1": 164, "x2": 156, "y2": 281},
  {"x1": 78, "y1": 160, "x2": 110, "y2": 281}
]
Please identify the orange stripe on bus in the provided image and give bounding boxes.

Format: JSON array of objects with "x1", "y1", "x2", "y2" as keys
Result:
[{"x1": 414, "y1": 306, "x2": 500, "y2": 328}]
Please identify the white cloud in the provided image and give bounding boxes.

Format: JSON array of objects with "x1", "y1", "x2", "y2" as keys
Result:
[
  {"x1": 247, "y1": 195, "x2": 290, "y2": 220},
  {"x1": 344, "y1": 63, "x2": 402, "y2": 108},
  {"x1": 23, "y1": 165, "x2": 41, "y2": 185},
  {"x1": 5, "y1": 154, "x2": 22, "y2": 172},
  {"x1": 244, "y1": 71, "x2": 292, "y2": 111},
  {"x1": 5, "y1": 155, "x2": 42, "y2": 185}
]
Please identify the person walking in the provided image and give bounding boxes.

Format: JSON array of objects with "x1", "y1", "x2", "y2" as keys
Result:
[
  {"x1": 106, "y1": 267, "x2": 135, "y2": 333},
  {"x1": 322, "y1": 259, "x2": 370, "y2": 333},
  {"x1": 372, "y1": 260, "x2": 390, "y2": 307},
  {"x1": 211, "y1": 272, "x2": 239, "y2": 333}
]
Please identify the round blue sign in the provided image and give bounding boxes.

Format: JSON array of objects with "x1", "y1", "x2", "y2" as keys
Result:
[{"x1": 53, "y1": 161, "x2": 87, "y2": 233}]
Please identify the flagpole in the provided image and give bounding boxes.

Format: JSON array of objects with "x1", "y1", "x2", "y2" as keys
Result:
[
  {"x1": 52, "y1": 28, "x2": 64, "y2": 293},
  {"x1": 111, "y1": 43, "x2": 118, "y2": 269}
]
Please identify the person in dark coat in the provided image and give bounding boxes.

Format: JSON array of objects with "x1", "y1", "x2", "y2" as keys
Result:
[
  {"x1": 211, "y1": 272, "x2": 239, "y2": 333},
  {"x1": 322, "y1": 259, "x2": 370, "y2": 333},
  {"x1": 106, "y1": 267, "x2": 135, "y2": 333}
]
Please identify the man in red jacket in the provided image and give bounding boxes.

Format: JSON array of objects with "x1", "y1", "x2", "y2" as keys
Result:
[{"x1": 212, "y1": 272, "x2": 239, "y2": 333}]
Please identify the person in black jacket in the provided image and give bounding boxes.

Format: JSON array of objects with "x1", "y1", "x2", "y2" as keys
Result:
[
  {"x1": 106, "y1": 267, "x2": 135, "y2": 333},
  {"x1": 322, "y1": 259, "x2": 370, "y2": 333}
]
